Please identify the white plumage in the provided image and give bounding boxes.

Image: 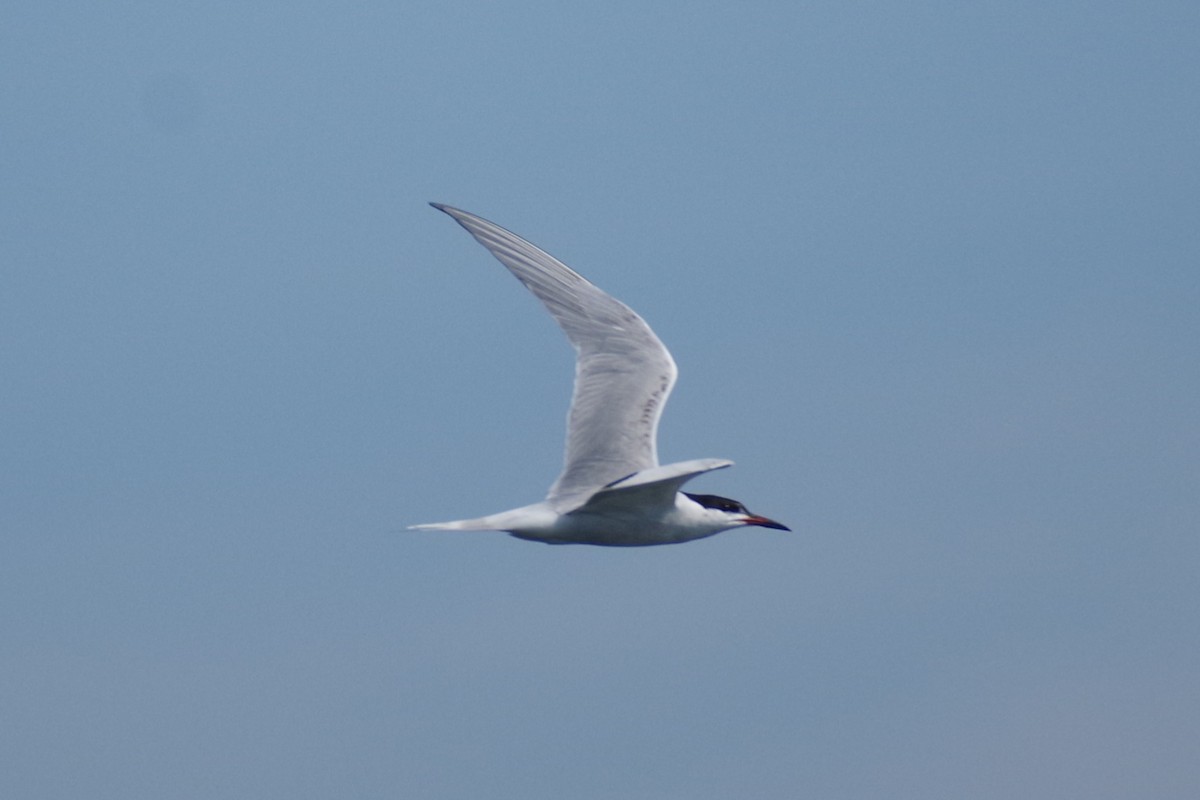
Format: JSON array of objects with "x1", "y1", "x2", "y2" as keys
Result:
[{"x1": 410, "y1": 204, "x2": 787, "y2": 546}]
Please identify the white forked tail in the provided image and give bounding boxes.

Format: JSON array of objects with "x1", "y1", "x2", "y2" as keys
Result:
[
  {"x1": 407, "y1": 517, "x2": 497, "y2": 532},
  {"x1": 408, "y1": 502, "x2": 556, "y2": 533}
]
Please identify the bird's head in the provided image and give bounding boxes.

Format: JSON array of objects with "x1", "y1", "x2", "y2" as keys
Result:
[{"x1": 683, "y1": 492, "x2": 790, "y2": 532}]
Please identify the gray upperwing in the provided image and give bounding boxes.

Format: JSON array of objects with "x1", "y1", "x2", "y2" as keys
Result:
[
  {"x1": 568, "y1": 458, "x2": 734, "y2": 515},
  {"x1": 431, "y1": 204, "x2": 678, "y2": 507}
]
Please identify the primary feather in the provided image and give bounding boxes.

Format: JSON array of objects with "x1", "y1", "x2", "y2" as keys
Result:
[{"x1": 430, "y1": 203, "x2": 678, "y2": 508}]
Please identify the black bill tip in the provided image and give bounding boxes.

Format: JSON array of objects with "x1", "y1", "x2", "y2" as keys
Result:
[{"x1": 744, "y1": 515, "x2": 790, "y2": 532}]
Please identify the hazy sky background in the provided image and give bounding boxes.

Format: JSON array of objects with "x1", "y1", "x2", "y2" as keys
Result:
[{"x1": 3, "y1": 2, "x2": 1197, "y2": 798}]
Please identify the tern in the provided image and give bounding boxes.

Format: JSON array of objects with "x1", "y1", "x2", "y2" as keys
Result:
[{"x1": 411, "y1": 203, "x2": 789, "y2": 546}]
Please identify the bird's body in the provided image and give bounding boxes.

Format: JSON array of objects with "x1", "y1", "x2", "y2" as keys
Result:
[{"x1": 411, "y1": 204, "x2": 787, "y2": 546}]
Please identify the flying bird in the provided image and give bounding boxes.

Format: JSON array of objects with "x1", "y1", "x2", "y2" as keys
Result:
[{"x1": 411, "y1": 204, "x2": 788, "y2": 546}]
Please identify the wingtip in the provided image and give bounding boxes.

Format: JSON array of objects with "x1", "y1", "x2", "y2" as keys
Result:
[{"x1": 431, "y1": 202, "x2": 473, "y2": 223}]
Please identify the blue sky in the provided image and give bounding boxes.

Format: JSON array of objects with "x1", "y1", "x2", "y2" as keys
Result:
[{"x1": 3, "y1": 2, "x2": 1198, "y2": 797}]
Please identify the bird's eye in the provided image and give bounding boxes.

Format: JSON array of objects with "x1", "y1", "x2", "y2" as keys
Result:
[{"x1": 684, "y1": 493, "x2": 748, "y2": 515}]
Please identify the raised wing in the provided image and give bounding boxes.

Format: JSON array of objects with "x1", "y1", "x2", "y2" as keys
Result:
[{"x1": 431, "y1": 204, "x2": 678, "y2": 506}]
